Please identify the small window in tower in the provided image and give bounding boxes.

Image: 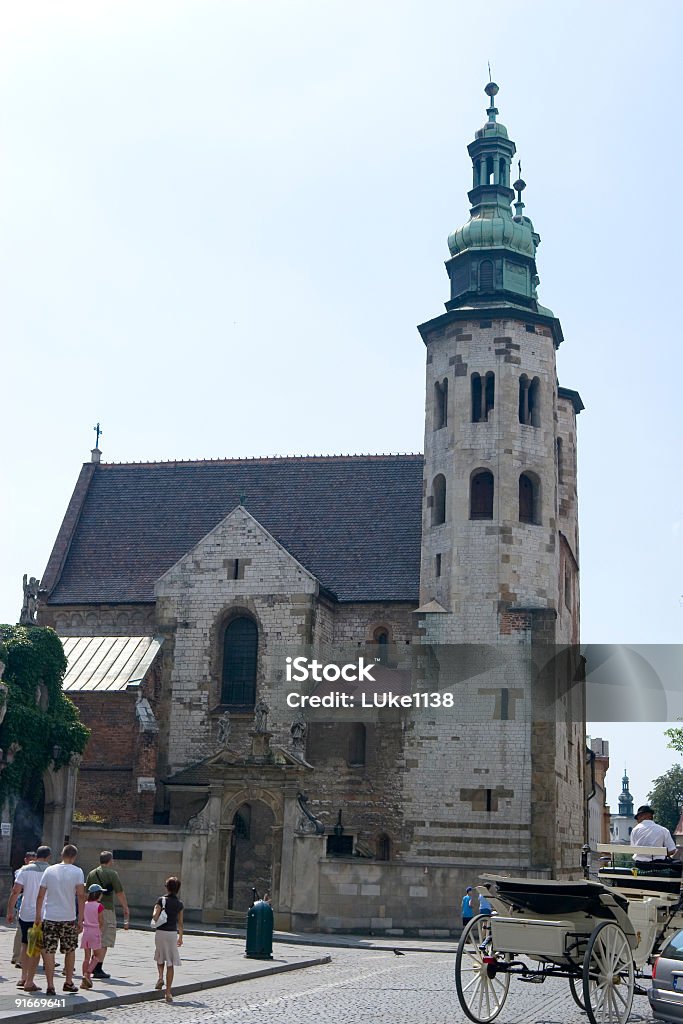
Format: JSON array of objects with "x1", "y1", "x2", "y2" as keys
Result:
[
  {"x1": 470, "y1": 469, "x2": 494, "y2": 520},
  {"x1": 434, "y1": 378, "x2": 448, "y2": 429},
  {"x1": 519, "y1": 472, "x2": 541, "y2": 525},
  {"x1": 499, "y1": 158, "x2": 507, "y2": 187},
  {"x1": 556, "y1": 438, "x2": 564, "y2": 484},
  {"x1": 435, "y1": 553, "x2": 442, "y2": 578},
  {"x1": 564, "y1": 566, "x2": 571, "y2": 610},
  {"x1": 486, "y1": 156, "x2": 494, "y2": 184},
  {"x1": 479, "y1": 260, "x2": 494, "y2": 293},
  {"x1": 431, "y1": 475, "x2": 447, "y2": 526},
  {"x1": 485, "y1": 372, "x2": 495, "y2": 414},
  {"x1": 519, "y1": 376, "x2": 540, "y2": 426},
  {"x1": 471, "y1": 373, "x2": 482, "y2": 422},
  {"x1": 529, "y1": 377, "x2": 540, "y2": 427},
  {"x1": 486, "y1": 788, "x2": 493, "y2": 812}
]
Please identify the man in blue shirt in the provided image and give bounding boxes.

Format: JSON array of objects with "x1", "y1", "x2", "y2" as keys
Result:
[{"x1": 461, "y1": 886, "x2": 474, "y2": 927}]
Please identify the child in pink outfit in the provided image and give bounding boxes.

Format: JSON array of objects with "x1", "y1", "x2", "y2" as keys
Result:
[{"x1": 80, "y1": 884, "x2": 105, "y2": 988}]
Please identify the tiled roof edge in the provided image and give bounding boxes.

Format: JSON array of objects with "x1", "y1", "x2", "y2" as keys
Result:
[
  {"x1": 40, "y1": 462, "x2": 98, "y2": 598},
  {"x1": 95, "y1": 453, "x2": 424, "y2": 468}
]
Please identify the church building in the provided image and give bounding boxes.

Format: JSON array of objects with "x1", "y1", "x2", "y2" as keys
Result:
[{"x1": 36, "y1": 83, "x2": 584, "y2": 933}]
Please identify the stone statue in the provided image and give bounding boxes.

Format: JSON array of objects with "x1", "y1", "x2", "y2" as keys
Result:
[
  {"x1": 290, "y1": 714, "x2": 307, "y2": 751},
  {"x1": 20, "y1": 575, "x2": 40, "y2": 626},
  {"x1": 254, "y1": 699, "x2": 269, "y2": 733},
  {"x1": 216, "y1": 711, "x2": 231, "y2": 748}
]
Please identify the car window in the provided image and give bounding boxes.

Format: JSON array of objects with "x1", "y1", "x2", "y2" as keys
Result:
[{"x1": 661, "y1": 931, "x2": 683, "y2": 961}]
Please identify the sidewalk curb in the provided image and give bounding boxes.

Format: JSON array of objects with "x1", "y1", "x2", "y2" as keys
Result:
[
  {"x1": 182, "y1": 926, "x2": 458, "y2": 954},
  {"x1": 11, "y1": 955, "x2": 332, "y2": 1024}
]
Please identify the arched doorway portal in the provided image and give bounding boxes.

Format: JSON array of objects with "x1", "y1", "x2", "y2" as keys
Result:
[{"x1": 227, "y1": 801, "x2": 274, "y2": 912}]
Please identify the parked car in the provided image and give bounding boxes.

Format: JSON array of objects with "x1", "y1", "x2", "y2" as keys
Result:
[{"x1": 650, "y1": 928, "x2": 683, "y2": 1022}]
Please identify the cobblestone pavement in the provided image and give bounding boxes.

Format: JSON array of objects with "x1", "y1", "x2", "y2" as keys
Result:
[{"x1": 56, "y1": 948, "x2": 657, "y2": 1024}]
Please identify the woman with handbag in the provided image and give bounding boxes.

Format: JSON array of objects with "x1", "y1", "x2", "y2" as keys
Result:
[{"x1": 151, "y1": 877, "x2": 183, "y2": 1003}]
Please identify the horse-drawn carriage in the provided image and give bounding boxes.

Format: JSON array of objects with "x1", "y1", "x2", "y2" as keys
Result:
[{"x1": 455, "y1": 844, "x2": 683, "y2": 1024}]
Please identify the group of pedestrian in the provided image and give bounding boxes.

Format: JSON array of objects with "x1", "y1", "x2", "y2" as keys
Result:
[{"x1": 6, "y1": 844, "x2": 184, "y2": 1003}]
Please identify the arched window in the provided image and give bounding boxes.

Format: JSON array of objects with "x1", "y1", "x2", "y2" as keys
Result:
[
  {"x1": 376, "y1": 833, "x2": 391, "y2": 861},
  {"x1": 470, "y1": 469, "x2": 494, "y2": 520},
  {"x1": 472, "y1": 372, "x2": 494, "y2": 422},
  {"x1": 479, "y1": 259, "x2": 494, "y2": 293},
  {"x1": 348, "y1": 723, "x2": 366, "y2": 766},
  {"x1": 519, "y1": 472, "x2": 541, "y2": 525},
  {"x1": 485, "y1": 372, "x2": 495, "y2": 415},
  {"x1": 498, "y1": 158, "x2": 507, "y2": 187},
  {"x1": 374, "y1": 628, "x2": 389, "y2": 665},
  {"x1": 434, "y1": 378, "x2": 448, "y2": 429},
  {"x1": 431, "y1": 474, "x2": 447, "y2": 526},
  {"x1": 519, "y1": 375, "x2": 540, "y2": 426},
  {"x1": 221, "y1": 616, "x2": 258, "y2": 705}
]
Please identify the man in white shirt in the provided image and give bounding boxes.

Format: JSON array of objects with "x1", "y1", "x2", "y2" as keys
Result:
[
  {"x1": 35, "y1": 844, "x2": 85, "y2": 995},
  {"x1": 631, "y1": 805, "x2": 681, "y2": 873},
  {"x1": 7, "y1": 846, "x2": 51, "y2": 992}
]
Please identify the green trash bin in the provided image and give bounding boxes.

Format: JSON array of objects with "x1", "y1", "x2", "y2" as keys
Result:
[{"x1": 245, "y1": 891, "x2": 274, "y2": 960}]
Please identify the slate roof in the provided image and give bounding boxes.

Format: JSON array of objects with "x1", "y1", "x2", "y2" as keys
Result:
[{"x1": 45, "y1": 455, "x2": 424, "y2": 605}]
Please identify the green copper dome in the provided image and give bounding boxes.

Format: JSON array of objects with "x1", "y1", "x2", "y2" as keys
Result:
[{"x1": 448, "y1": 207, "x2": 536, "y2": 258}]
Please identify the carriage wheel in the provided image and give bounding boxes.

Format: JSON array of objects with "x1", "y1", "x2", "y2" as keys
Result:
[
  {"x1": 569, "y1": 973, "x2": 587, "y2": 1010},
  {"x1": 582, "y1": 921, "x2": 634, "y2": 1024},
  {"x1": 455, "y1": 915, "x2": 511, "y2": 1023}
]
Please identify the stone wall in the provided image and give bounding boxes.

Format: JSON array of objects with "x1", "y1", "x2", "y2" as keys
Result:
[{"x1": 71, "y1": 825, "x2": 184, "y2": 916}]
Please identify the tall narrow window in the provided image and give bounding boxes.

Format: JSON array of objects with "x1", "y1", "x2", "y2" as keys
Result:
[
  {"x1": 556, "y1": 438, "x2": 564, "y2": 484},
  {"x1": 564, "y1": 565, "x2": 572, "y2": 610},
  {"x1": 471, "y1": 373, "x2": 482, "y2": 422},
  {"x1": 434, "y1": 378, "x2": 448, "y2": 429},
  {"x1": 348, "y1": 723, "x2": 366, "y2": 766},
  {"x1": 470, "y1": 469, "x2": 494, "y2": 520},
  {"x1": 221, "y1": 616, "x2": 258, "y2": 705},
  {"x1": 485, "y1": 372, "x2": 495, "y2": 415},
  {"x1": 432, "y1": 474, "x2": 447, "y2": 526},
  {"x1": 498, "y1": 158, "x2": 507, "y2": 186},
  {"x1": 435, "y1": 553, "x2": 442, "y2": 578},
  {"x1": 529, "y1": 377, "x2": 540, "y2": 427},
  {"x1": 374, "y1": 628, "x2": 389, "y2": 664},
  {"x1": 479, "y1": 259, "x2": 494, "y2": 293},
  {"x1": 519, "y1": 375, "x2": 540, "y2": 426},
  {"x1": 519, "y1": 472, "x2": 540, "y2": 525}
]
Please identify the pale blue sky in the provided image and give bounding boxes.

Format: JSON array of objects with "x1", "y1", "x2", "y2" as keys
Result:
[{"x1": 1, "y1": 1, "x2": 681, "y2": 806}]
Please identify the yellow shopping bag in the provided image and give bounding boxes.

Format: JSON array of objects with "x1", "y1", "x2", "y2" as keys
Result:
[{"x1": 27, "y1": 923, "x2": 43, "y2": 957}]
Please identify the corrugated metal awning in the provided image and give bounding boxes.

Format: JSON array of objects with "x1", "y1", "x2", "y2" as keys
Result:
[{"x1": 59, "y1": 636, "x2": 163, "y2": 692}]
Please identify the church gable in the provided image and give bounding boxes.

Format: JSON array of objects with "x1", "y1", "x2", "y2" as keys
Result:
[{"x1": 155, "y1": 504, "x2": 318, "y2": 600}]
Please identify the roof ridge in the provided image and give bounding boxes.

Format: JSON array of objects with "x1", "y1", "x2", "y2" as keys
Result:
[{"x1": 94, "y1": 453, "x2": 424, "y2": 468}]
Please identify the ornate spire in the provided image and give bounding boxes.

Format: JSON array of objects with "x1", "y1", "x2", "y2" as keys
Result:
[{"x1": 444, "y1": 83, "x2": 550, "y2": 316}]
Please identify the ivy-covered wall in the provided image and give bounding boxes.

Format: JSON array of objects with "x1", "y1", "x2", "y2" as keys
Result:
[{"x1": 0, "y1": 625, "x2": 90, "y2": 806}]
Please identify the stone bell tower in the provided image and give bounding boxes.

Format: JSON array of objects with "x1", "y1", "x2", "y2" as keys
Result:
[
  {"x1": 418, "y1": 81, "x2": 582, "y2": 648},
  {"x1": 409, "y1": 83, "x2": 584, "y2": 877}
]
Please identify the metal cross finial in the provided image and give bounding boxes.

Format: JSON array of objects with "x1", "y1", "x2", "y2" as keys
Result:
[
  {"x1": 94, "y1": 422, "x2": 102, "y2": 448},
  {"x1": 239, "y1": 491, "x2": 246, "y2": 505},
  {"x1": 488, "y1": 61, "x2": 492, "y2": 83},
  {"x1": 518, "y1": 160, "x2": 522, "y2": 178}
]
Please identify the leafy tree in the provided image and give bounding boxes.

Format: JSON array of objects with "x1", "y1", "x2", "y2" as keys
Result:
[
  {"x1": 647, "y1": 765, "x2": 683, "y2": 837},
  {"x1": 665, "y1": 726, "x2": 683, "y2": 757},
  {"x1": 0, "y1": 625, "x2": 89, "y2": 808}
]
